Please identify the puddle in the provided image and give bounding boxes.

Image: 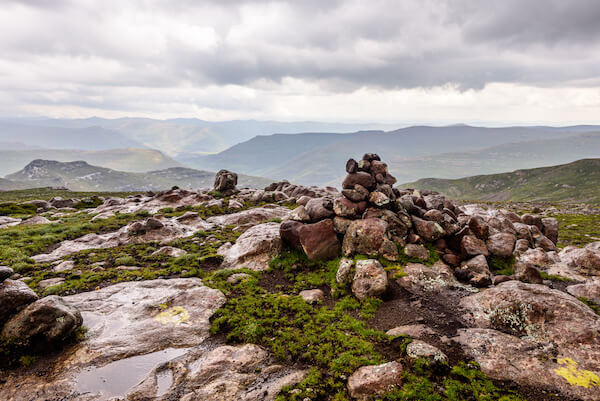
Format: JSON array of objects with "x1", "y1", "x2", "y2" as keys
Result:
[
  {"x1": 75, "y1": 348, "x2": 188, "y2": 400},
  {"x1": 156, "y1": 369, "x2": 174, "y2": 397}
]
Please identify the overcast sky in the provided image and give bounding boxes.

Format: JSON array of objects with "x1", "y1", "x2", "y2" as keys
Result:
[{"x1": 1, "y1": 0, "x2": 600, "y2": 124}]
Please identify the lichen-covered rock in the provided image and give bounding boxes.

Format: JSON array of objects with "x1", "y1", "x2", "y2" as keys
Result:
[
  {"x1": 406, "y1": 340, "x2": 448, "y2": 365},
  {"x1": 486, "y1": 233, "x2": 516, "y2": 258},
  {"x1": 220, "y1": 223, "x2": 282, "y2": 271},
  {"x1": 0, "y1": 279, "x2": 38, "y2": 324},
  {"x1": 333, "y1": 197, "x2": 367, "y2": 218},
  {"x1": 343, "y1": 218, "x2": 397, "y2": 260},
  {"x1": 347, "y1": 361, "x2": 403, "y2": 399},
  {"x1": 299, "y1": 219, "x2": 341, "y2": 261},
  {"x1": 559, "y1": 246, "x2": 600, "y2": 275},
  {"x1": 305, "y1": 197, "x2": 335, "y2": 222},
  {"x1": 336, "y1": 257, "x2": 354, "y2": 284},
  {"x1": 566, "y1": 280, "x2": 600, "y2": 306},
  {"x1": 1, "y1": 295, "x2": 82, "y2": 346},
  {"x1": 352, "y1": 259, "x2": 388, "y2": 300}
]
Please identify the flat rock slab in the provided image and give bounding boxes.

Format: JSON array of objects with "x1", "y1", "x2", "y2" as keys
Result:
[
  {"x1": 1, "y1": 278, "x2": 226, "y2": 401},
  {"x1": 207, "y1": 205, "x2": 291, "y2": 231}
]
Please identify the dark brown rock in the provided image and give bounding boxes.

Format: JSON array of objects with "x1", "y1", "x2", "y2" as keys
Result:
[
  {"x1": 343, "y1": 218, "x2": 396, "y2": 259},
  {"x1": 213, "y1": 169, "x2": 238, "y2": 195},
  {"x1": 468, "y1": 215, "x2": 489, "y2": 240},
  {"x1": 346, "y1": 158, "x2": 358, "y2": 173},
  {"x1": 342, "y1": 172, "x2": 375, "y2": 190},
  {"x1": 461, "y1": 235, "x2": 489, "y2": 257},
  {"x1": 280, "y1": 220, "x2": 303, "y2": 249},
  {"x1": 411, "y1": 216, "x2": 445, "y2": 242},
  {"x1": 362, "y1": 153, "x2": 381, "y2": 162},
  {"x1": 333, "y1": 197, "x2": 367, "y2": 218},
  {"x1": 305, "y1": 197, "x2": 334, "y2": 222},
  {"x1": 342, "y1": 184, "x2": 369, "y2": 202},
  {"x1": 0, "y1": 279, "x2": 38, "y2": 325}
]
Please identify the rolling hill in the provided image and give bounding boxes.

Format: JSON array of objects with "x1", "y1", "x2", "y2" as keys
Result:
[
  {"x1": 3, "y1": 160, "x2": 271, "y2": 192},
  {"x1": 402, "y1": 159, "x2": 600, "y2": 203},
  {"x1": 181, "y1": 125, "x2": 600, "y2": 186},
  {"x1": 0, "y1": 148, "x2": 182, "y2": 177}
]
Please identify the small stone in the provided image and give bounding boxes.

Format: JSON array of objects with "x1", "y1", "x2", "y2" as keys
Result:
[
  {"x1": 38, "y1": 277, "x2": 65, "y2": 291},
  {"x1": 347, "y1": 361, "x2": 403, "y2": 399},
  {"x1": 346, "y1": 158, "x2": 358, "y2": 173},
  {"x1": 336, "y1": 258, "x2": 354, "y2": 284},
  {"x1": 53, "y1": 260, "x2": 75, "y2": 273},
  {"x1": 406, "y1": 340, "x2": 448, "y2": 365},
  {"x1": 404, "y1": 244, "x2": 430, "y2": 261},
  {"x1": 0, "y1": 266, "x2": 14, "y2": 282},
  {"x1": 352, "y1": 259, "x2": 388, "y2": 300},
  {"x1": 299, "y1": 289, "x2": 325, "y2": 304},
  {"x1": 386, "y1": 324, "x2": 435, "y2": 339}
]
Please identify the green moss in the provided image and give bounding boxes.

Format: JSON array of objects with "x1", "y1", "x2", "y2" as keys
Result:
[
  {"x1": 0, "y1": 202, "x2": 37, "y2": 217},
  {"x1": 578, "y1": 297, "x2": 600, "y2": 315},
  {"x1": 72, "y1": 197, "x2": 103, "y2": 209},
  {"x1": 539, "y1": 271, "x2": 574, "y2": 282},
  {"x1": 395, "y1": 243, "x2": 441, "y2": 267},
  {"x1": 554, "y1": 214, "x2": 600, "y2": 248},
  {"x1": 488, "y1": 255, "x2": 516, "y2": 276},
  {"x1": 114, "y1": 255, "x2": 136, "y2": 266}
]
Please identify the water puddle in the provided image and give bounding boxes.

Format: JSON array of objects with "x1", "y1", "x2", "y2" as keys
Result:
[{"x1": 75, "y1": 348, "x2": 188, "y2": 400}]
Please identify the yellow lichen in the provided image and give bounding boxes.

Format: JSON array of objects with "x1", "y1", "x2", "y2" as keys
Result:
[
  {"x1": 154, "y1": 306, "x2": 190, "y2": 325},
  {"x1": 553, "y1": 357, "x2": 600, "y2": 388}
]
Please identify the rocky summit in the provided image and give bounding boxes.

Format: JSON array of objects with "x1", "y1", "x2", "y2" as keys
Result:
[{"x1": 1, "y1": 154, "x2": 600, "y2": 401}]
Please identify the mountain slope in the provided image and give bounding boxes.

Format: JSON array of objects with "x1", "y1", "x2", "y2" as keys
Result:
[
  {"x1": 402, "y1": 159, "x2": 600, "y2": 202},
  {"x1": 182, "y1": 125, "x2": 600, "y2": 186},
  {"x1": 0, "y1": 148, "x2": 182, "y2": 177},
  {"x1": 4, "y1": 160, "x2": 271, "y2": 192},
  {"x1": 0, "y1": 121, "x2": 144, "y2": 150}
]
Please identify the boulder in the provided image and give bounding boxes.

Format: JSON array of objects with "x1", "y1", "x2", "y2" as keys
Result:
[
  {"x1": 347, "y1": 361, "x2": 403, "y2": 399},
  {"x1": 468, "y1": 215, "x2": 489, "y2": 240},
  {"x1": 567, "y1": 280, "x2": 600, "y2": 306},
  {"x1": 220, "y1": 223, "x2": 282, "y2": 271},
  {"x1": 486, "y1": 233, "x2": 516, "y2": 258},
  {"x1": 213, "y1": 169, "x2": 238, "y2": 195},
  {"x1": 305, "y1": 197, "x2": 335, "y2": 222},
  {"x1": 456, "y1": 255, "x2": 492, "y2": 288},
  {"x1": 333, "y1": 197, "x2": 367, "y2": 218},
  {"x1": 333, "y1": 216, "x2": 353, "y2": 234},
  {"x1": 346, "y1": 158, "x2": 358, "y2": 173},
  {"x1": 299, "y1": 219, "x2": 341, "y2": 261},
  {"x1": 341, "y1": 184, "x2": 369, "y2": 202},
  {"x1": 0, "y1": 265, "x2": 13, "y2": 282},
  {"x1": 559, "y1": 246, "x2": 600, "y2": 275},
  {"x1": 1, "y1": 295, "x2": 82, "y2": 346},
  {"x1": 343, "y1": 218, "x2": 398, "y2": 260},
  {"x1": 19, "y1": 215, "x2": 53, "y2": 226},
  {"x1": 513, "y1": 262, "x2": 543, "y2": 284},
  {"x1": 530, "y1": 226, "x2": 557, "y2": 252},
  {"x1": 0, "y1": 279, "x2": 38, "y2": 324},
  {"x1": 461, "y1": 235, "x2": 489, "y2": 257},
  {"x1": 411, "y1": 216, "x2": 445, "y2": 242},
  {"x1": 541, "y1": 217, "x2": 559, "y2": 244},
  {"x1": 279, "y1": 220, "x2": 303, "y2": 249},
  {"x1": 342, "y1": 172, "x2": 375, "y2": 190},
  {"x1": 404, "y1": 244, "x2": 430, "y2": 261},
  {"x1": 289, "y1": 205, "x2": 311, "y2": 222},
  {"x1": 386, "y1": 324, "x2": 435, "y2": 339},
  {"x1": 53, "y1": 260, "x2": 75, "y2": 273},
  {"x1": 352, "y1": 259, "x2": 388, "y2": 300}
]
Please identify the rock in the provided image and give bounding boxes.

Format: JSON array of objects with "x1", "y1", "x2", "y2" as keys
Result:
[
  {"x1": 461, "y1": 235, "x2": 489, "y2": 257},
  {"x1": 514, "y1": 262, "x2": 543, "y2": 284},
  {"x1": 213, "y1": 169, "x2": 238, "y2": 195},
  {"x1": 518, "y1": 247, "x2": 558, "y2": 267},
  {"x1": 333, "y1": 197, "x2": 367, "y2": 218},
  {"x1": 442, "y1": 253, "x2": 461, "y2": 267},
  {"x1": 493, "y1": 275, "x2": 512, "y2": 285},
  {"x1": 333, "y1": 216, "x2": 353, "y2": 234},
  {"x1": 567, "y1": 280, "x2": 600, "y2": 306},
  {"x1": 530, "y1": 227, "x2": 557, "y2": 252},
  {"x1": 304, "y1": 197, "x2": 335, "y2": 221},
  {"x1": 386, "y1": 324, "x2": 435, "y2": 339},
  {"x1": 346, "y1": 158, "x2": 358, "y2": 173},
  {"x1": 49, "y1": 197, "x2": 76, "y2": 209},
  {"x1": 342, "y1": 184, "x2": 369, "y2": 202},
  {"x1": 299, "y1": 289, "x2": 325, "y2": 303},
  {"x1": 279, "y1": 220, "x2": 303, "y2": 249},
  {"x1": 289, "y1": 205, "x2": 310, "y2": 222},
  {"x1": 53, "y1": 260, "x2": 75, "y2": 273},
  {"x1": 514, "y1": 238, "x2": 530, "y2": 254},
  {"x1": 38, "y1": 277, "x2": 65, "y2": 291},
  {"x1": 19, "y1": 215, "x2": 52, "y2": 225},
  {"x1": 336, "y1": 258, "x2": 354, "y2": 284},
  {"x1": 299, "y1": 219, "x2": 341, "y2": 261},
  {"x1": 541, "y1": 217, "x2": 559, "y2": 244},
  {"x1": 0, "y1": 279, "x2": 38, "y2": 324},
  {"x1": 559, "y1": 246, "x2": 600, "y2": 275},
  {"x1": 411, "y1": 216, "x2": 445, "y2": 242},
  {"x1": 468, "y1": 215, "x2": 489, "y2": 240},
  {"x1": 457, "y1": 255, "x2": 492, "y2": 287},
  {"x1": 347, "y1": 361, "x2": 403, "y2": 399},
  {"x1": 458, "y1": 280, "x2": 600, "y2": 401},
  {"x1": 296, "y1": 195, "x2": 312, "y2": 206},
  {"x1": 486, "y1": 233, "x2": 516, "y2": 258},
  {"x1": 362, "y1": 153, "x2": 381, "y2": 162},
  {"x1": 404, "y1": 244, "x2": 430, "y2": 261},
  {"x1": 406, "y1": 340, "x2": 448, "y2": 365},
  {"x1": 1, "y1": 295, "x2": 82, "y2": 346},
  {"x1": 0, "y1": 265, "x2": 14, "y2": 282},
  {"x1": 151, "y1": 246, "x2": 188, "y2": 257},
  {"x1": 363, "y1": 208, "x2": 409, "y2": 242},
  {"x1": 342, "y1": 172, "x2": 375, "y2": 190},
  {"x1": 398, "y1": 261, "x2": 473, "y2": 294},
  {"x1": 226, "y1": 273, "x2": 251, "y2": 284},
  {"x1": 352, "y1": 259, "x2": 388, "y2": 300},
  {"x1": 368, "y1": 191, "x2": 390, "y2": 207},
  {"x1": 343, "y1": 218, "x2": 398, "y2": 260},
  {"x1": 207, "y1": 206, "x2": 291, "y2": 231},
  {"x1": 220, "y1": 223, "x2": 282, "y2": 271},
  {"x1": 423, "y1": 209, "x2": 443, "y2": 222}
]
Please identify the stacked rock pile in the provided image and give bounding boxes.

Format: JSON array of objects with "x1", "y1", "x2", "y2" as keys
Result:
[
  {"x1": 0, "y1": 266, "x2": 82, "y2": 360},
  {"x1": 280, "y1": 153, "x2": 560, "y2": 289}
]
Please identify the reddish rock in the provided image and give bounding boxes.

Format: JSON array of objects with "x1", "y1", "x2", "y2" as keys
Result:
[
  {"x1": 299, "y1": 289, "x2": 325, "y2": 304},
  {"x1": 341, "y1": 184, "x2": 369, "y2": 202},
  {"x1": 342, "y1": 172, "x2": 375, "y2": 190},
  {"x1": 461, "y1": 235, "x2": 489, "y2": 257},
  {"x1": 541, "y1": 217, "x2": 559, "y2": 244},
  {"x1": 343, "y1": 218, "x2": 396, "y2": 259},
  {"x1": 468, "y1": 216, "x2": 489, "y2": 240},
  {"x1": 493, "y1": 275, "x2": 512, "y2": 285},
  {"x1": 423, "y1": 209, "x2": 443, "y2": 222},
  {"x1": 404, "y1": 244, "x2": 430, "y2": 261},
  {"x1": 443, "y1": 253, "x2": 461, "y2": 267},
  {"x1": 369, "y1": 191, "x2": 390, "y2": 207},
  {"x1": 346, "y1": 158, "x2": 358, "y2": 173},
  {"x1": 486, "y1": 233, "x2": 516, "y2": 258},
  {"x1": 370, "y1": 160, "x2": 388, "y2": 176},
  {"x1": 333, "y1": 197, "x2": 367, "y2": 218},
  {"x1": 299, "y1": 219, "x2": 341, "y2": 261},
  {"x1": 514, "y1": 262, "x2": 543, "y2": 284},
  {"x1": 352, "y1": 259, "x2": 388, "y2": 301},
  {"x1": 304, "y1": 197, "x2": 334, "y2": 222},
  {"x1": 411, "y1": 216, "x2": 445, "y2": 242},
  {"x1": 333, "y1": 216, "x2": 352, "y2": 234},
  {"x1": 347, "y1": 361, "x2": 403, "y2": 399}
]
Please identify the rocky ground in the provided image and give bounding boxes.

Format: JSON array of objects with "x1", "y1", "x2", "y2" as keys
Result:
[{"x1": 0, "y1": 160, "x2": 599, "y2": 400}]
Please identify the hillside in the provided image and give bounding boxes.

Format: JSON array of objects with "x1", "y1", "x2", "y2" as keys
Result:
[
  {"x1": 181, "y1": 125, "x2": 600, "y2": 186},
  {"x1": 3, "y1": 160, "x2": 271, "y2": 192},
  {"x1": 403, "y1": 158, "x2": 600, "y2": 202},
  {"x1": 0, "y1": 148, "x2": 182, "y2": 177}
]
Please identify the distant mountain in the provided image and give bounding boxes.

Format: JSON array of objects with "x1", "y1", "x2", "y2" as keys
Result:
[
  {"x1": 11, "y1": 117, "x2": 399, "y2": 155},
  {"x1": 0, "y1": 148, "x2": 182, "y2": 177},
  {"x1": 0, "y1": 121, "x2": 144, "y2": 151},
  {"x1": 181, "y1": 125, "x2": 600, "y2": 186},
  {"x1": 402, "y1": 159, "x2": 600, "y2": 203},
  {"x1": 0, "y1": 177, "x2": 27, "y2": 191},
  {"x1": 3, "y1": 160, "x2": 271, "y2": 192}
]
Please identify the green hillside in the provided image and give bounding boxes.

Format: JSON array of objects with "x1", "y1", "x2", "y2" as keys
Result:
[{"x1": 402, "y1": 159, "x2": 600, "y2": 203}]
